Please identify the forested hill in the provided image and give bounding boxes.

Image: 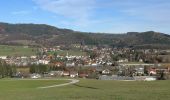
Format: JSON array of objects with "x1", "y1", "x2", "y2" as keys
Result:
[{"x1": 0, "y1": 22, "x2": 170, "y2": 49}]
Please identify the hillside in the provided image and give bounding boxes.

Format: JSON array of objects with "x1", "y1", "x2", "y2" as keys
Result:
[{"x1": 0, "y1": 22, "x2": 170, "y2": 49}]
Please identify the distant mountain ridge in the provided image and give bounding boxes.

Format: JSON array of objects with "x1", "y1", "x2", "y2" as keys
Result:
[{"x1": 0, "y1": 22, "x2": 170, "y2": 49}]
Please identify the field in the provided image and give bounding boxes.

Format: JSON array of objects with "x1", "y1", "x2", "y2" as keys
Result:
[
  {"x1": 0, "y1": 79, "x2": 170, "y2": 100},
  {"x1": 0, "y1": 45, "x2": 86, "y2": 56},
  {"x1": 0, "y1": 45, "x2": 36, "y2": 56}
]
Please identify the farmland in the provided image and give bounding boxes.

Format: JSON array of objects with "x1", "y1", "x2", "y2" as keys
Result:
[
  {"x1": 0, "y1": 45, "x2": 36, "y2": 56},
  {"x1": 0, "y1": 79, "x2": 170, "y2": 100},
  {"x1": 0, "y1": 45, "x2": 86, "y2": 56}
]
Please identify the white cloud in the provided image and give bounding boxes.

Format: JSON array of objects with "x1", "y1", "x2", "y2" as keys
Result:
[
  {"x1": 33, "y1": 0, "x2": 98, "y2": 29},
  {"x1": 33, "y1": 0, "x2": 96, "y2": 19},
  {"x1": 112, "y1": 0, "x2": 170, "y2": 23},
  {"x1": 32, "y1": 0, "x2": 170, "y2": 33}
]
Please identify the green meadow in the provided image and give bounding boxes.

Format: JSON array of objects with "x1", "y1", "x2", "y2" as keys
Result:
[
  {"x1": 0, "y1": 45, "x2": 36, "y2": 56},
  {"x1": 0, "y1": 79, "x2": 170, "y2": 100},
  {"x1": 0, "y1": 45, "x2": 86, "y2": 56}
]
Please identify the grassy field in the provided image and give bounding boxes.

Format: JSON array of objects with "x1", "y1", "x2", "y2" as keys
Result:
[
  {"x1": 0, "y1": 79, "x2": 170, "y2": 100},
  {"x1": 0, "y1": 45, "x2": 86, "y2": 56},
  {"x1": 0, "y1": 45, "x2": 36, "y2": 56}
]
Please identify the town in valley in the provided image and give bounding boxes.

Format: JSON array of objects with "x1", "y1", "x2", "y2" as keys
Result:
[{"x1": 1, "y1": 44, "x2": 170, "y2": 81}]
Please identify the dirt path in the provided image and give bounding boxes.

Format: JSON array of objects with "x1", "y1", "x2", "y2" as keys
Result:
[{"x1": 37, "y1": 79, "x2": 80, "y2": 89}]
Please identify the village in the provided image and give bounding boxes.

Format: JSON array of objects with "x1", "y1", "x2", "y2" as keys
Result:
[{"x1": 0, "y1": 45, "x2": 170, "y2": 81}]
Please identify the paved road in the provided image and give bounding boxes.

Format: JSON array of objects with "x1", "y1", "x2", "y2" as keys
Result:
[{"x1": 37, "y1": 79, "x2": 80, "y2": 89}]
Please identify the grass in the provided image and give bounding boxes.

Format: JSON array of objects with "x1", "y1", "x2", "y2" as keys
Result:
[
  {"x1": 0, "y1": 79, "x2": 170, "y2": 100},
  {"x1": 0, "y1": 45, "x2": 36, "y2": 56},
  {"x1": 0, "y1": 79, "x2": 68, "y2": 90},
  {"x1": 0, "y1": 45, "x2": 86, "y2": 56}
]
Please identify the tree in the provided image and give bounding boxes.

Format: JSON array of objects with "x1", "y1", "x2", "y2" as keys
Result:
[
  {"x1": 0, "y1": 60, "x2": 16, "y2": 78},
  {"x1": 88, "y1": 51, "x2": 97, "y2": 59},
  {"x1": 30, "y1": 64, "x2": 48, "y2": 74}
]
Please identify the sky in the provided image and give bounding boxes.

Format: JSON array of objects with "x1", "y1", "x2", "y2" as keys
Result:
[{"x1": 0, "y1": 0, "x2": 170, "y2": 34}]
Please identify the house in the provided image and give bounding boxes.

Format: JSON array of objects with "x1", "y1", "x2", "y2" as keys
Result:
[
  {"x1": 149, "y1": 70, "x2": 157, "y2": 75},
  {"x1": 148, "y1": 68, "x2": 157, "y2": 75},
  {"x1": 91, "y1": 63, "x2": 98, "y2": 67},
  {"x1": 30, "y1": 56, "x2": 37, "y2": 59},
  {"x1": 135, "y1": 67, "x2": 144, "y2": 75},
  {"x1": 70, "y1": 71, "x2": 78, "y2": 78},
  {"x1": 38, "y1": 60, "x2": 50, "y2": 65},
  {"x1": 107, "y1": 62, "x2": 113, "y2": 66},
  {"x1": 49, "y1": 71, "x2": 63, "y2": 76},
  {"x1": 63, "y1": 71, "x2": 70, "y2": 76},
  {"x1": 21, "y1": 56, "x2": 27, "y2": 59},
  {"x1": 118, "y1": 59, "x2": 128, "y2": 63},
  {"x1": 66, "y1": 62, "x2": 75, "y2": 67},
  {"x1": 0, "y1": 56, "x2": 7, "y2": 60},
  {"x1": 79, "y1": 73, "x2": 88, "y2": 78},
  {"x1": 149, "y1": 67, "x2": 169, "y2": 76},
  {"x1": 53, "y1": 62, "x2": 64, "y2": 67},
  {"x1": 139, "y1": 59, "x2": 143, "y2": 62},
  {"x1": 102, "y1": 69, "x2": 111, "y2": 75}
]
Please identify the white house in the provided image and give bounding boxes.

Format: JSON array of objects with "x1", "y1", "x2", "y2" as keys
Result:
[
  {"x1": 30, "y1": 56, "x2": 37, "y2": 59},
  {"x1": 0, "y1": 56, "x2": 7, "y2": 60},
  {"x1": 38, "y1": 60, "x2": 50, "y2": 65},
  {"x1": 70, "y1": 72, "x2": 78, "y2": 78},
  {"x1": 102, "y1": 69, "x2": 111, "y2": 75},
  {"x1": 66, "y1": 62, "x2": 75, "y2": 67}
]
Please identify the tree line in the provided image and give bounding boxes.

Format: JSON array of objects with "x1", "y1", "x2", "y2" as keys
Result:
[{"x1": 0, "y1": 60, "x2": 16, "y2": 78}]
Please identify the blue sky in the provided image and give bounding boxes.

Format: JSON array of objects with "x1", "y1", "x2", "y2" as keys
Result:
[{"x1": 0, "y1": 0, "x2": 170, "y2": 34}]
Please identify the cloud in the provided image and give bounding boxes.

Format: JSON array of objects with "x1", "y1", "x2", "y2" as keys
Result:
[
  {"x1": 33, "y1": 0, "x2": 170, "y2": 23},
  {"x1": 33, "y1": 0, "x2": 99, "y2": 29},
  {"x1": 33, "y1": 0, "x2": 96, "y2": 19},
  {"x1": 32, "y1": 0, "x2": 170, "y2": 33},
  {"x1": 110, "y1": 0, "x2": 170, "y2": 23}
]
